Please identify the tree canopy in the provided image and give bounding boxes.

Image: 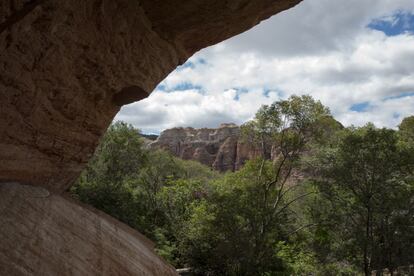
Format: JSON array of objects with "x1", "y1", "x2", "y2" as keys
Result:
[{"x1": 71, "y1": 96, "x2": 414, "y2": 275}]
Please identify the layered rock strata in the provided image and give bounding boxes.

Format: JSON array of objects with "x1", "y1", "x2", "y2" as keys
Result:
[{"x1": 150, "y1": 124, "x2": 263, "y2": 171}]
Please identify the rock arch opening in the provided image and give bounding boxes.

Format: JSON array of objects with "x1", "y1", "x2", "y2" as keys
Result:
[{"x1": 0, "y1": 0, "x2": 303, "y2": 274}]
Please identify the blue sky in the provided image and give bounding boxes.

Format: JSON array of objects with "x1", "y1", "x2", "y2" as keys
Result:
[
  {"x1": 116, "y1": 0, "x2": 414, "y2": 134},
  {"x1": 368, "y1": 10, "x2": 414, "y2": 36},
  {"x1": 350, "y1": 102, "x2": 370, "y2": 112}
]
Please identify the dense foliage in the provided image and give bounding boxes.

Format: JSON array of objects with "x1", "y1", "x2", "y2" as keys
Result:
[{"x1": 71, "y1": 96, "x2": 414, "y2": 275}]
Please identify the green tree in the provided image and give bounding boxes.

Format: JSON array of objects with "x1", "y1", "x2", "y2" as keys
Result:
[
  {"x1": 240, "y1": 95, "x2": 331, "y2": 265},
  {"x1": 399, "y1": 115, "x2": 414, "y2": 144},
  {"x1": 180, "y1": 160, "x2": 291, "y2": 275},
  {"x1": 71, "y1": 122, "x2": 218, "y2": 267},
  {"x1": 70, "y1": 108, "x2": 414, "y2": 275},
  {"x1": 181, "y1": 95, "x2": 333, "y2": 275},
  {"x1": 310, "y1": 124, "x2": 414, "y2": 275},
  {"x1": 71, "y1": 121, "x2": 148, "y2": 227}
]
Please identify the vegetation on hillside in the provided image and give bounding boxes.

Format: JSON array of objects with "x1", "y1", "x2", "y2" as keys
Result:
[{"x1": 71, "y1": 95, "x2": 414, "y2": 275}]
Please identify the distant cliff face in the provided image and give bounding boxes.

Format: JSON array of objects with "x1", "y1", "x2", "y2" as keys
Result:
[{"x1": 149, "y1": 124, "x2": 263, "y2": 171}]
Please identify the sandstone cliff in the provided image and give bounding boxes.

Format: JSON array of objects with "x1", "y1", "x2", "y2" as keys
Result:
[{"x1": 150, "y1": 123, "x2": 264, "y2": 171}]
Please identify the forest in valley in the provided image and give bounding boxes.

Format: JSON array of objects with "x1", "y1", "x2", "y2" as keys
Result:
[{"x1": 70, "y1": 95, "x2": 414, "y2": 276}]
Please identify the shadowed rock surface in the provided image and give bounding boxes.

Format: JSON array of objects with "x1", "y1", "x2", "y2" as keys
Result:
[
  {"x1": 0, "y1": 183, "x2": 177, "y2": 276},
  {"x1": 0, "y1": 0, "x2": 302, "y2": 274},
  {"x1": 0, "y1": 0, "x2": 302, "y2": 193},
  {"x1": 150, "y1": 124, "x2": 263, "y2": 171}
]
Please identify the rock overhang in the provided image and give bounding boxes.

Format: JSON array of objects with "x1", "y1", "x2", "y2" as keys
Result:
[
  {"x1": 0, "y1": 0, "x2": 302, "y2": 193},
  {"x1": 0, "y1": 1, "x2": 303, "y2": 274}
]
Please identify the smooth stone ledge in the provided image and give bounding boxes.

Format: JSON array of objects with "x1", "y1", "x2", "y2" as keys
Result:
[{"x1": 0, "y1": 182, "x2": 177, "y2": 276}]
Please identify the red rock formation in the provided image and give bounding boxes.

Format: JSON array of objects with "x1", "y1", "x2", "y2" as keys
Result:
[{"x1": 150, "y1": 124, "x2": 264, "y2": 171}]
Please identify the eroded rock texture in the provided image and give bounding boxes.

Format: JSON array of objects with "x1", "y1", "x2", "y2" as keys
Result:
[
  {"x1": 0, "y1": 0, "x2": 181, "y2": 193},
  {"x1": 0, "y1": 182, "x2": 177, "y2": 276},
  {"x1": 150, "y1": 124, "x2": 264, "y2": 171},
  {"x1": 0, "y1": 0, "x2": 302, "y2": 193}
]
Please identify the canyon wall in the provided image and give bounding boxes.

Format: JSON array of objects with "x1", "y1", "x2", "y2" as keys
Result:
[
  {"x1": 150, "y1": 124, "x2": 307, "y2": 187},
  {"x1": 150, "y1": 124, "x2": 264, "y2": 171}
]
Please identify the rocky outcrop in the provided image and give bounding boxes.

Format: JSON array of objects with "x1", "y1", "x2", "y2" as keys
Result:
[
  {"x1": 0, "y1": 0, "x2": 302, "y2": 274},
  {"x1": 0, "y1": 0, "x2": 302, "y2": 194},
  {"x1": 0, "y1": 182, "x2": 177, "y2": 276},
  {"x1": 150, "y1": 124, "x2": 263, "y2": 171}
]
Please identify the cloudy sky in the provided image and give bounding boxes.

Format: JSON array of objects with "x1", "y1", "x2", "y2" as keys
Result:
[{"x1": 115, "y1": 0, "x2": 414, "y2": 134}]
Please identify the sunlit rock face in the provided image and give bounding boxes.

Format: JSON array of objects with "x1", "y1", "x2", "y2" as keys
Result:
[
  {"x1": 150, "y1": 124, "x2": 263, "y2": 171},
  {"x1": 0, "y1": 0, "x2": 302, "y2": 274}
]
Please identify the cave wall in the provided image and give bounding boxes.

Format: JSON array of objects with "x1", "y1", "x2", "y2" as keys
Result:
[
  {"x1": 0, "y1": 0, "x2": 185, "y2": 193},
  {"x1": 0, "y1": 0, "x2": 301, "y2": 193},
  {"x1": 0, "y1": 182, "x2": 177, "y2": 275},
  {"x1": 0, "y1": 0, "x2": 302, "y2": 274}
]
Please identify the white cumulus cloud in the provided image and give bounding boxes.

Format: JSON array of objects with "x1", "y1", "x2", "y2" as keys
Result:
[{"x1": 115, "y1": 0, "x2": 414, "y2": 133}]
